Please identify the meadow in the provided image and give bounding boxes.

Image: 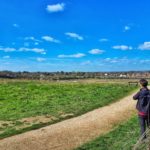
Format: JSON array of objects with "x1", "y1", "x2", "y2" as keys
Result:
[{"x1": 0, "y1": 80, "x2": 137, "y2": 138}]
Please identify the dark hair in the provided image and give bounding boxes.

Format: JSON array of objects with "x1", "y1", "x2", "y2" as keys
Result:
[{"x1": 139, "y1": 79, "x2": 148, "y2": 87}]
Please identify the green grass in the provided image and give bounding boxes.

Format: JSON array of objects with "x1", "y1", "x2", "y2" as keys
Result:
[
  {"x1": 76, "y1": 116, "x2": 140, "y2": 150},
  {"x1": 0, "y1": 80, "x2": 137, "y2": 138}
]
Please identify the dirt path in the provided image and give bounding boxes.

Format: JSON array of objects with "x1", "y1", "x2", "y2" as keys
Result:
[{"x1": 0, "y1": 92, "x2": 137, "y2": 150}]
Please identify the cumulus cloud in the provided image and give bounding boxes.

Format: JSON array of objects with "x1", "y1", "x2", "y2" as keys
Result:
[
  {"x1": 0, "y1": 47, "x2": 16, "y2": 52},
  {"x1": 99, "y1": 38, "x2": 109, "y2": 42},
  {"x1": 58, "y1": 53, "x2": 86, "y2": 58},
  {"x1": 138, "y1": 42, "x2": 150, "y2": 50},
  {"x1": 65, "y1": 32, "x2": 84, "y2": 40},
  {"x1": 88, "y1": 49, "x2": 104, "y2": 55},
  {"x1": 19, "y1": 47, "x2": 46, "y2": 54},
  {"x1": 46, "y1": 3, "x2": 65, "y2": 13},
  {"x1": 42, "y1": 36, "x2": 60, "y2": 43},
  {"x1": 112, "y1": 45, "x2": 133, "y2": 50},
  {"x1": 36, "y1": 57, "x2": 46, "y2": 62}
]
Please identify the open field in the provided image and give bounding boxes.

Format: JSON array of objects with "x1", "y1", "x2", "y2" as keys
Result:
[
  {"x1": 0, "y1": 78, "x2": 142, "y2": 83},
  {"x1": 0, "y1": 80, "x2": 137, "y2": 139},
  {"x1": 76, "y1": 116, "x2": 139, "y2": 150},
  {"x1": 0, "y1": 91, "x2": 137, "y2": 150}
]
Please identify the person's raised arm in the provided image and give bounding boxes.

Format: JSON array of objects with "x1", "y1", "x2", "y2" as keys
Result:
[{"x1": 133, "y1": 91, "x2": 140, "y2": 100}]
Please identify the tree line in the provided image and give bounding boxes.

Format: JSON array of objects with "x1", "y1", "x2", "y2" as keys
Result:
[{"x1": 0, "y1": 71, "x2": 150, "y2": 80}]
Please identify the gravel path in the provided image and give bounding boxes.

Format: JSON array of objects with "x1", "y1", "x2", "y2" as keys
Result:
[{"x1": 0, "y1": 92, "x2": 137, "y2": 150}]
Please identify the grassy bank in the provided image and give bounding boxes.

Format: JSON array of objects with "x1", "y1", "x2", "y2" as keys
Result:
[{"x1": 76, "y1": 116, "x2": 139, "y2": 150}]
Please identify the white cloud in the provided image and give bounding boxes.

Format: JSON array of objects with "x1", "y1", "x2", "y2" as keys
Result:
[
  {"x1": 104, "y1": 58, "x2": 111, "y2": 61},
  {"x1": 138, "y1": 42, "x2": 150, "y2": 50},
  {"x1": 3, "y1": 56, "x2": 10, "y2": 59},
  {"x1": 65, "y1": 32, "x2": 84, "y2": 40},
  {"x1": 103, "y1": 57, "x2": 129, "y2": 64},
  {"x1": 81, "y1": 60, "x2": 91, "y2": 65},
  {"x1": 19, "y1": 47, "x2": 46, "y2": 54},
  {"x1": 34, "y1": 42, "x2": 39, "y2": 45},
  {"x1": 36, "y1": 57, "x2": 46, "y2": 62},
  {"x1": 0, "y1": 47, "x2": 16, "y2": 52},
  {"x1": 99, "y1": 38, "x2": 109, "y2": 42},
  {"x1": 24, "y1": 37, "x2": 41, "y2": 42},
  {"x1": 24, "y1": 37, "x2": 41, "y2": 46},
  {"x1": 0, "y1": 46, "x2": 46, "y2": 54},
  {"x1": 46, "y1": 3, "x2": 65, "y2": 13},
  {"x1": 41, "y1": 52, "x2": 46, "y2": 55},
  {"x1": 88, "y1": 49, "x2": 104, "y2": 55},
  {"x1": 124, "y1": 26, "x2": 130, "y2": 31},
  {"x1": 58, "y1": 53, "x2": 86, "y2": 58},
  {"x1": 42, "y1": 36, "x2": 60, "y2": 43},
  {"x1": 13, "y1": 24, "x2": 19, "y2": 28},
  {"x1": 112, "y1": 45, "x2": 133, "y2": 50}
]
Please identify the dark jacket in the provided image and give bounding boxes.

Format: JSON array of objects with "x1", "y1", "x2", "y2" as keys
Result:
[{"x1": 133, "y1": 87, "x2": 150, "y2": 113}]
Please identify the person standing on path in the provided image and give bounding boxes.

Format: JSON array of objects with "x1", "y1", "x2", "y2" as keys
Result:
[{"x1": 133, "y1": 79, "x2": 150, "y2": 138}]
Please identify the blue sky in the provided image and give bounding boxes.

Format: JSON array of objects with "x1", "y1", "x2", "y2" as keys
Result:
[{"x1": 0, "y1": 0, "x2": 150, "y2": 72}]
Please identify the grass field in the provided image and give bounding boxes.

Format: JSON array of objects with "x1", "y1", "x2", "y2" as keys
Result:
[
  {"x1": 76, "y1": 116, "x2": 139, "y2": 150},
  {"x1": 0, "y1": 80, "x2": 137, "y2": 138}
]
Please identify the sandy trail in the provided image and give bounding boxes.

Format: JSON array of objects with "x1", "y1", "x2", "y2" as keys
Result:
[{"x1": 0, "y1": 92, "x2": 137, "y2": 150}]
